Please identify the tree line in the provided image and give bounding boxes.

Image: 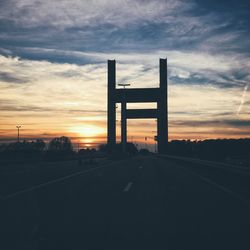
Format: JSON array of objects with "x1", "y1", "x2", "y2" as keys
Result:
[
  {"x1": 0, "y1": 137, "x2": 249, "y2": 163},
  {"x1": 167, "y1": 138, "x2": 250, "y2": 161},
  {"x1": 0, "y1": 136, "x2": 75, "y2": 162}
]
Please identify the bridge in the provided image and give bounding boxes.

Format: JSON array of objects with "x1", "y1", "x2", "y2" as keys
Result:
[{"x1": 107, "y1": 59, "x2": 168, "y2": 153}]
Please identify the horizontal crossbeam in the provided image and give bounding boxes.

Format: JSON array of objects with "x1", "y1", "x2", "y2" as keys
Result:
[
  {"x1": 115, "y1": 88, "x2": 159, "y2": 103},
  {"x1": 126, "y1": 109, "x2": 158, "y2": 119}
]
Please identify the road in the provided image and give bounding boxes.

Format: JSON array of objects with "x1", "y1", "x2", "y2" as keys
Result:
[{"x1": 3, "y1": 156, "x2": 250, "y2": 250}]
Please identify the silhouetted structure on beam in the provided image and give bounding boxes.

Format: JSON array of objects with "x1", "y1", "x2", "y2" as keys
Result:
[{"x1": 107, "y1": 59, "x2": 168, "y2": 154}]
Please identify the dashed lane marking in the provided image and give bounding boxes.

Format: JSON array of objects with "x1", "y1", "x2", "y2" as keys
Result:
[{"x1": 123, "y1": 182, "x2": 133, "y2": 192}]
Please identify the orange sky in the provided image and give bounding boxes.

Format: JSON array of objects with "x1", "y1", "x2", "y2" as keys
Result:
[{"x1": 0, "y1": 55, "x2": 250, "y2": 149}]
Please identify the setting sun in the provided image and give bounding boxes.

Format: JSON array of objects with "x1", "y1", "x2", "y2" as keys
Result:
[{"x1": 69, "y1": 125, "x2": 106, "y2": 138}]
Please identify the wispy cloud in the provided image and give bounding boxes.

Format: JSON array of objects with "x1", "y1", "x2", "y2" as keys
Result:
[
  {"x1": 0, "y1": 72, "x2": 29, "y2": 84},
  {"x1": 237, "y1": 84, "x2": 249, "y2": 115},
  {"x1": 0, "y1": 0, "x2": 190, "y2": 28},
  {"x1": 1, "y1": 0, "x2": 248, "y2": 56}
]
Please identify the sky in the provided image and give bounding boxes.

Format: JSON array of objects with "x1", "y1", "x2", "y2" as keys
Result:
[{"x1": 0, "y1": 0, "x2": 250, "y2": 148}]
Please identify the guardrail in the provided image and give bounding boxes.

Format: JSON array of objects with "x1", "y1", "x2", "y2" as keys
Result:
[{"x1": 158, "y1": 154, "x2": 250, "y2": 174}]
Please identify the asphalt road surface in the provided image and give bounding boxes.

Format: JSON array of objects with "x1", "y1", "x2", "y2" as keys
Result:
[{"x1": 3, "y1": 156, "x2": 250, "y2": 250}]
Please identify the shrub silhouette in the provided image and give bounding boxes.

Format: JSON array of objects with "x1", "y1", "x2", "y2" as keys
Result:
[{"x1": 48, "y1": 136, "x2": 73, "y2": 152}]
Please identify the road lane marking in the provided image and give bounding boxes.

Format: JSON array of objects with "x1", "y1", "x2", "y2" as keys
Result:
[
  {"x1": 159, "y1": 156, "x2": 250, "y2": 206},
  {"x1": 159, "y1": 154, "x2": 250, "y2": 173},
  {"x1": 2, "y1": 163, "x2": 115, "y2": 200},
  {"x1": 187, "y1": 168, "x2": 250, "y2": 206},
  {"x1": 159, "y1": 155, "x2": 250, "y2": 206},
  {"x1": 123, "y1": 182, "x2": 133, "y2": 192}
]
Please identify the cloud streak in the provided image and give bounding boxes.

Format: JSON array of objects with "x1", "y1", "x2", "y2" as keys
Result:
[
  {"x1": 237, "y1": 84, "x2": 249, "y2": 114},
  {"x1": 0, "y1": 0, "x2": 190, "y2": 28}
]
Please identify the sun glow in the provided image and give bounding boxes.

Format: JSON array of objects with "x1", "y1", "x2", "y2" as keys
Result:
[{"x1": 69, "y1": 125, "x2": 105, "y2": 138}]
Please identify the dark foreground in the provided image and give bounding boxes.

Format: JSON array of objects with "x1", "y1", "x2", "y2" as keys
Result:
[{"x1": 3, "y1": 156, "x2": 250, "y2": 250}]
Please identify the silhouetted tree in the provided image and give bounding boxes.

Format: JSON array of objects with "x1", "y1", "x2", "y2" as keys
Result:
[
  {"x1": 48, "y1": 136, "x2": 73, "y2": 152},
  {"x1": 0, "y1": 139, "x2": 47, "y2": 163},
  {"x1": 46, "y1": 136, "x2": 74, "y2": 160},
  {"x1": 166, "y1": 138, "x2": 250, "y2": 164},
  {"x1": 33, "y1": 139, "x2": 46, "y2": 151}
]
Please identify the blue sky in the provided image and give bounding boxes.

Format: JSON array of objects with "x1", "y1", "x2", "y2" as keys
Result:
[{"x1": 0, "y1": 0, "x2": 250, "y2": 143}]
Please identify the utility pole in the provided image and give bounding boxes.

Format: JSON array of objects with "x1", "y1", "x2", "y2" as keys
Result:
[{"x1": 16, "y1": 125, "x2": 21, "y2": 143}]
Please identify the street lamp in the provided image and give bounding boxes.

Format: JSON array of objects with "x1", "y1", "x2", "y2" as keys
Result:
[
  {"x1": 118, "y1": 83, "x2": 130, "y2": 89},
  {"x1": 118, "y1": 83, "x2": 131, "y2": 153},
  {"x1": 16, "y1": 125, "x2": 21, "y2": 143}
]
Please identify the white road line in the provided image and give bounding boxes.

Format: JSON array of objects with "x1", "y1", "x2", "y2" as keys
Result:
[
  {"x1": 187, "y1": 168, "x2": 250, "y2": 206},
  {"x1": 2, "y1": 164, "x2": 113, "y2": 200},
  {"x1": 160, "y1": 155, "x2": 250, "y2": 206},
  {"x1": 159, "y1": 154, "x2": 250, "y2": 173},
  {"x1": 123, "y1": 182, "x2": 133, "y2": 192}
]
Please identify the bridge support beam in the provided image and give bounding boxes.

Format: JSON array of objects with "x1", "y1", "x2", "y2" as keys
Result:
[
  {"x1": 157, "y1": 58, "x2": 168, "y2": 154},
  {"x1": 107, "y1": 60, "x2": 116, "y2": 146}
]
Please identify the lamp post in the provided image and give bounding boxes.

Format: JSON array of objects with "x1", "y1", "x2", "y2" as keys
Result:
[
  {"x1": 16, "y1": 125, "x2": 21, "y2": 143},
  {"x1": 118, "y1": 83, "x2": 130, "y2": 153}
]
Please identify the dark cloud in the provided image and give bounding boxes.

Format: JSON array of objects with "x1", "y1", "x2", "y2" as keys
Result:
[
  {"x1": 174, "y1": 130, "x2": 250, "y2": 136},
  {"x1": 55, "y1": 70, "x2": 83, "y2": 78},
  {"x1": 0, "y1": 72, "x2": 29, "y2": 84},
  {"x1": 194, "y1": 0, "x2": 250, "y2": 17},
  {"x1": 0, "y1": 0, "x2": 249, "y2": 56},
  {"x1": 226, "y1": 120, "x2": 250, "y2": 127},
  {"x1": 171, "y1": 119, "x2": 250, "y2": 127},
  {"x1": 0, "y1": 0, "x2": 250, "y2": 90},
  {"x1": 169, "y1": 70, "x2": 247, "y2": 89},
  {"x1": 0, "y1": 102, "x2": 106, "y2": 114}
]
